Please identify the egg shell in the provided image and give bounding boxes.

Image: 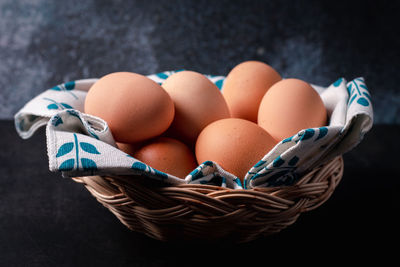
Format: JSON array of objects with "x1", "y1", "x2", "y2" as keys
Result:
[
  {"x1": 195, "y1": 118, "x2": 277, "y2": 182},
  {"x1": 222, "y1": 61, "x2": 282, "y2": 122},
  {"x1": 161, "y1": 70, "x2": 230, "y2": 147},
  {"x1": 84, "y1": 72, "x2": 175, "y2": 143},
  {"x1": 116, "y1": 142, "x2": 139, "y2": 156},
  {"x1": 258, "y1": 78, "x2": 327, "y2": 141},
  {"x1": 133, "y1": 137, "x2": 198, "y2": 179}
]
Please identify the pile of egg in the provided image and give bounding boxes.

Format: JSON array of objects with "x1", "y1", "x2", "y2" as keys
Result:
[{"x1": 84, "y1": 61, "x2": 327, "y2": 182}]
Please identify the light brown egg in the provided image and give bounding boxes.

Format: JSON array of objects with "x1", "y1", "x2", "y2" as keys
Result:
[
  {"x1": 161, "y1": 70, "x2": 230, "y2": 148},
  {"x1": 222, "y1": 61, "x2": 282, "y2": 122},
  {"x1": 195, "y1": 118, "x2": 277, "y2": 182},
  {"x1": 133, "y1": 137, "x2": 198, "y2": 179},
  {"x1": 84, "y1": 72, "x2": 175, "y2": 143},
  {"x1": 116, "y1": 142, "x2": 138, "y2": 156},
  {"x1": 258, "y1": 78, "x2": 327, "y2": 141}
]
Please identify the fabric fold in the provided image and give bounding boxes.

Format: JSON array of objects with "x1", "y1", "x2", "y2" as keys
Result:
[{"x1": 14, "y1": 71, "x2": 373, "y2": 189}]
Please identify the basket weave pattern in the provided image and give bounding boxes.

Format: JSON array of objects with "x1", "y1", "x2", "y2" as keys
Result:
[{"x1": 73, "y1": 156, "x2": 343, "y2": 243}]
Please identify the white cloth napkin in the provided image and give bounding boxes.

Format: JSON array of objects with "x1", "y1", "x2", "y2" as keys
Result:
[{"x1": 14, "y1": 71, "x2": 373, "y2": 189}]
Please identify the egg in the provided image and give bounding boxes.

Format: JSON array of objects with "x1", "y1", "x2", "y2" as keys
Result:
[
  {"x1": 84, "y1": 72, "x2": 175, "y2": 143},
  {"x1": 195, "y1": 118, "x2": 277, "y2": 182},
  {"x1": 161, "y1": 71, "x2": 230, "y2": 147},
  {"x1": 132, "y1": 137, "x2": 198, "y2": 179},
  {"x1": 258, "y1": 78, "x2": 327, "y2": 141},
  {"x1": 222, "y1": 61, "x2": 282, "y2": 122},
  {"x1": 116, "y1": 142, "x2": 138, "y2": 156}
]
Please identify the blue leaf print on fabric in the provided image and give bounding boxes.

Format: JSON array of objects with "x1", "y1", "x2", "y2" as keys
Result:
[
  {"x1": 333, "y1": 78, "x2": 343, "y2": 87},
  {"x1": 362, "y1": 91, "x2": 371, "y2": 101},
  {"x1": 57, "y1": 133, "x2": 101, "y2": 172},
  {"x1": 47, "y1": 103, "x2": 59, "y2": 110},
  {"x1": 66, "y1": 110, "x2": 98, "y2": 139},
  {"x1": 56, "y1": 142, "x2": 74, "y2": 157},
  {"x1": 282, "y1": 136, "x2": 293, "y2": 143},
  {"x1": 202, "y1": 161, "x2": 214, "y2": 166},
  {"x1": 348, "y1": 94, "x2": 357, "y2": 106},
  {"x1": 81, "y1": 158, "x2": 97, "y2": 170},
  {"x1": 348, "y1": 79, "x2": 371, "y2": 107},
  {"x1": 66, "y1": 109, "x2": 81, "y2": 118},
  {"x1": 359, "y1": 83, "x2": 368, "y2": 90},
  {"x1": 300, "y1": 129, "x2": 315, "y2": 141},
  {"x1": 51, "y1": 81, "x2": 75, "y2": 91},
  {"x1": 357, "y1": 97, "x2": 369, "y2": 106},
  {"x1": 44, "y1": 98, "x2": 73, "y2": 110},
  {"x1": 316, "y1": 127, "x2": 328, "y2": 140},
  {"x1": 131, "y1": 161, "x2": 147, "y2": 171},
  {"x1": 64, "y1": 81, "x2": 75, "y2": 90},
  {"x1": 66, "y1": 110, "x2": 87, "y2": 128},
  {"x1": 80, "y1": 142, "x2": 100, "y2": 154},
  {"x1": 215, "y1": 79, "x2": 224, "y2": 89},
  {"x1": 59, "y1": 159, "x2": 75, "y2": 171},
  {"x1": 49, "y1": 82, "x2": 77, "y2": 99},
  {"x1": 156, "y1": 72, "x2": 169, "y2": 79},
  {"x1": 52, "y1": 116, "x2": 63, "y2": 126},
  {"x1": 347, "y1": 83, "x2": 352, "y2": 95},
  {"x1": 350, "y1": 87, "x2": 355, "y2": 96},
  {"x1": 234, "y1": 178, "x2": 242, "y2": 187},
  {"x1": 60, "y1": 103, "x2": 73, "y2": 109},
  {"x1": 273, "y1": 156, "x2": 285, "y2": 167},
  {"x1": 50, "y1": 86, "x2": 61, "y2": 91},
  {"x1": 50, "y1": 115, "x2": 63, "y2": 126},
  {"x1": 152, "y1": 168, "x2": 168, "y2": 180},
  {"x1": 87, "y1": 129, "x2": 99, "y2": 140},
  {"x1": 189, "y1": 168, "x2": 203, "y2": 181},
  {"x1": 254, "y1": 160, "x2": 266, "y2": 168},
  {"x1": 221, "y1": 176, "x2": 227, "y2": 186}
]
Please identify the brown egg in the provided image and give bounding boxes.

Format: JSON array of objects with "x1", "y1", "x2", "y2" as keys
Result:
[
  {"x1": 133, "y1": 137, "x2": 198, "y2": 179},
  {"x1": 222, "y1": 61, "x2": 282, "y2": 122},
  {"x1": 116, "y1": 142, "x2": 138, "y2": 156},
  {"x1": 161, "y1": 70, "x2": 230, "y2": 147},
  {"x1": 195, "y1": 118, "x2": 277, "y2": 182},
  {"x1": 258, "y1": 78, "x2": 327, "y2": 141},
  {"x1": 84, "y1": 72, "x2": 175, "y2": 143}
]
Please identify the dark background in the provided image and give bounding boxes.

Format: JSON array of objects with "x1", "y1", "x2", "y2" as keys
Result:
[
  {"x1": 0, "y1": 0, "x2": 399, "y2": 266},
  {"x1": 1, "y1": 0, "x2": 399, "y2": 123}
]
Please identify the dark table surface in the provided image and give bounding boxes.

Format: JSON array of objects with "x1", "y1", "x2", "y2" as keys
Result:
[{"x1": 0, "y1": 120, "x2": 397, "y2": 266}]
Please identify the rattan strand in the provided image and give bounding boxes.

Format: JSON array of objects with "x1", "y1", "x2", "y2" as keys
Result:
[{"x1": 72, "y1": 156, "x2": 343, "y2": 243}]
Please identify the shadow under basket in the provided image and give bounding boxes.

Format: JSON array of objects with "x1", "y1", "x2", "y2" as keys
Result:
[{"x1": 72, "y1": 156, "x2": 344, "y2": 243}]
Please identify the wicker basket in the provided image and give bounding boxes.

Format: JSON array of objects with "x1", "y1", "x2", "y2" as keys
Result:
[{"x1": 72, "y1": 155, "x2": 343, "y2": 243}]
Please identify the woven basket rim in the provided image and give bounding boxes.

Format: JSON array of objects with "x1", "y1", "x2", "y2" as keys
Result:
[{"x1": 72, "y1": 156, "x2": 344, "y2": 243}]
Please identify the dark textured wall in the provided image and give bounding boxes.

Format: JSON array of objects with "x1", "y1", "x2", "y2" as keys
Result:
[{"x1": 1, "y1": 0, "x2": 399, "y2": 123}]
